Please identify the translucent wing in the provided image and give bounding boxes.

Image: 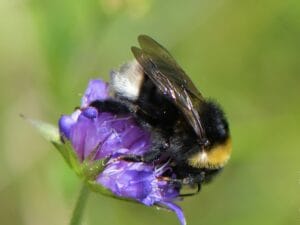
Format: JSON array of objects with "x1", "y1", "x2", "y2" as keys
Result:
[{"x1": 132, "y1": 35, "x2": 207, "y2": 143}]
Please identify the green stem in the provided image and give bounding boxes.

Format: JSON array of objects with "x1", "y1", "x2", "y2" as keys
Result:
[{"x1": 69, "y1": 184, "x2": 90, "y2": 225}]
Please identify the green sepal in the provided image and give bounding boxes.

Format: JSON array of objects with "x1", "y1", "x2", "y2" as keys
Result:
[
  {"x1": 53, "y1": 139, "x2": 81, "y2": 175},
  {"x1": 22, "y1": 116, "x2": 81, "y2": 174},
  {"x1": 85, "y1": 180, "x2": 115, "y2": 197},
  {"x1": 81, "y1": 158, "x2": 106, "y2": 181},
  {"x1": 85, "y1": 180, "x2": 138, "y2": 204},
  {"x1": 22, "y1": 115, "x2": 61, "y2": 144}
]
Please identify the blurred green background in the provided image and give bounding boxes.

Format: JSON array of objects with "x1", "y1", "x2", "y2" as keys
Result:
[{"x1": 1, "y1": 0, "x2": 299, "y2": 224}]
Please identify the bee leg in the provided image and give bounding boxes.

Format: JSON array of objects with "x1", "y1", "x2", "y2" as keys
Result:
[
  {"x1": 159, "y1": 175, "x2": 203, "y2": 197},
  {"x1": 118, "y1": 150, "x2": 162, "y2": 163},
  {"x1": 118, "y1": 154, "x2": 142, "y2": 162},
  {"x1": 89, "y1": 99, "x2": 131, "y2": 114},
  {"x1": 178, "y1": 183, "x2": 202, "y2": 197},
  {"x1": 89, "y1": 99, "x2": 160, "y2": 128}
]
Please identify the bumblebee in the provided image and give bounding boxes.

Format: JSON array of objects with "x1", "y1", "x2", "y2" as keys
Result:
[{"x1": 91, "y1": 35, "x2": 231, "y2": 194}]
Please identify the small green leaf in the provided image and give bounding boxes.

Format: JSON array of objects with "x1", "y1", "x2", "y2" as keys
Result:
[
  {"x1": 86, "y1": 180, "x2": 139, "y2": 204},
  {"x1": 85, "y1": 180, "x2": 115, "y2": 198},
  {"x1": 22, "y1": 115, "x2": 81, "y2": 173},
  {"x1": 81, "y1": 159, "x2": 106, "y2": 180},
  {"x1": 53, "y1": 140, "x2": 81, "y2": 174},
  {"x1": 21, "y1": 115, "x2": 61, "y2": 144}
]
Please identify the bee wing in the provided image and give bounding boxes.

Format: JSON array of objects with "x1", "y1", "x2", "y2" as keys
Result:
[
  {"x1": 132, "y1": 35, "x2": 207, "y2": 141},
  {"x1": 136, "y1": 35, "x2": 203, "y2": 100}
]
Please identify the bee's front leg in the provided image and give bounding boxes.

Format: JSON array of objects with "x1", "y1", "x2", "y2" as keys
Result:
[{"x1": 118, "y1": 149, "x2": 162, "y2": 163}]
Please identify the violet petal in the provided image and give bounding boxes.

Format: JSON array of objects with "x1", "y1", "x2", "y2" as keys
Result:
[
  {"x1": 81, "y1": 79, "x2": 109, "y2": 107},
  {"x1": 97, "y1": 161, "x2": 155, "y2": 203},
  {"x1": 159, "y1": 202, "x2": 186, "y2": 225},
  {"x1": 58, "y1": 110, "x2": 80, "y2": 139}
]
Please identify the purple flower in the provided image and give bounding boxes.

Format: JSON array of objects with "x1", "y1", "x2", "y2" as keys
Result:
[{"x1": 58, "y1": 79, "x2": 186, "y2": 225}]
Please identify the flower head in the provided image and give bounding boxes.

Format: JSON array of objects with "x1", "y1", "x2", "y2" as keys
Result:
[{"x1": 58, "y1": 79, "x2": 186, "y2": 225}]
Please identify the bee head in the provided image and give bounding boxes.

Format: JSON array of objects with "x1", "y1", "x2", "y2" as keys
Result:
[
  {"x1": 200, "y1": 100, "x2": 230, "y2": 147},
  {"x1": 188, "y1": 100, "x2": 231, "y2": 169}
]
